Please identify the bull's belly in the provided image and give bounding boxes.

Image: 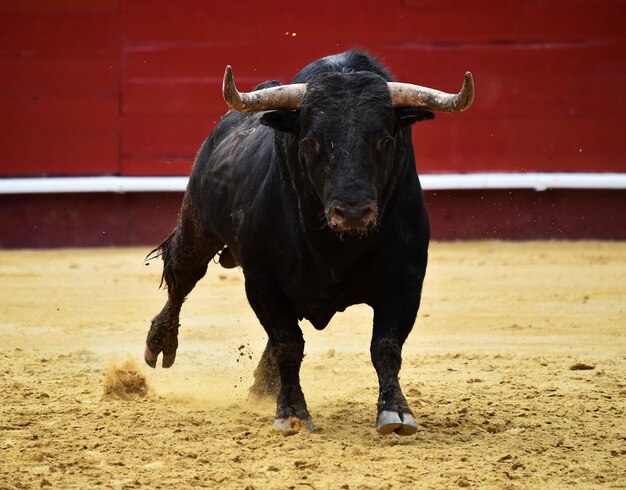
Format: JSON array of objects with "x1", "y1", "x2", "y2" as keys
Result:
[{"x1": 296, "y1": 297, "x2": 365, "y2": 331}]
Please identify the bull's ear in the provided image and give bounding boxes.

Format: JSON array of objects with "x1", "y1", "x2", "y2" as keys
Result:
[
  {"x1": 395, "y1": 108, "x2": 435, "y2": 129},
  {"x1": 259, "y1": 110, "x2": 300, "y2": 133}
]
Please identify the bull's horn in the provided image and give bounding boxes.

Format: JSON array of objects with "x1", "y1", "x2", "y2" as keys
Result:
[
  {"x1": 388, "y1": 72, "x2": 474, "y2": 112},
  {"x1": 222, "y1": 65, "x2": 307, "y2": 112}
]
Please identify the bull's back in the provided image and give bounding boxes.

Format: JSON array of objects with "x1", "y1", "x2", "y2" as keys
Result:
[{"x1": 186, "y1": 110, "x2": 279, "y2": 243}]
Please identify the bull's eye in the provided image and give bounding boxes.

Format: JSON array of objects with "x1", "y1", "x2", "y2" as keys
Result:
[
  {"x1": 376, "y1": 136, "x2": 396, "y2": 152},
  {"x1": 300, "y1": 137, "x2": 321, "y2": 155}
]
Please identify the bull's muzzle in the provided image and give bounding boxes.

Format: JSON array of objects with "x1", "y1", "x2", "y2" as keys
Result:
[{"x1": 327, "y1": 202, "x2": 378, "y2": 233}]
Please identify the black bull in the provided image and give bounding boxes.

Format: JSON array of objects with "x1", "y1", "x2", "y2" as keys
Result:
[{"x1": 144, "y1": 50, "x2": 473, "y2": 435}]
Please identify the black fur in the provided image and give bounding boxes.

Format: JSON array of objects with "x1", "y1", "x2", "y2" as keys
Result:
[{"x1": 146, "y1": 50, "x2": 432, "y2": 433}]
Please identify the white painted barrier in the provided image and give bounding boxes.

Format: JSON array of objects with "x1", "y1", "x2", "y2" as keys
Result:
[{"x1": 0, "y1": 173, "x2": 625, "y2": 194}]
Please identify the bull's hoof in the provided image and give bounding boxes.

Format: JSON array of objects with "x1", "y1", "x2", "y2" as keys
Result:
[
  {"x1": 144, "y1": 346, "x2": 157, "y2": 368},
  {"x1": 395, "y1": 413, "x2": 418, "y2": 436},
  {"x1": 376, "y1": 410, "x2": 402, "y2": 434},
  {"x1": 162, "y1": 352, "x2": 176, "y2": 368},
  {"x1": 145, "y1": 313, "x2": 179, "y2": 369},
  {"x1": 376, "y1": 410, "x2": 418, "y2": 436},
  {"x1": 144, "y1": 345, "x2": 176, "y2": 369},
  {"x1": 273, "y1": 417, "x2": 315, "y2": 436}
]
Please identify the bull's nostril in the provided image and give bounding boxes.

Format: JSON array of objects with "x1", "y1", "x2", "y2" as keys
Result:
[
  {"x1": 328, "y1": 202, "x2": 377, "y2": 231},
  {"x1": 361, "y1": 206, "x2": 376, "y2": 225},
  {"x1": 330, "y1": 205, "x2": 346, "y2": 226}
]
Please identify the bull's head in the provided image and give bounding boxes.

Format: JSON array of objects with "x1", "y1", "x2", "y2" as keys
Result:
[{"x1": 222, "y1": 65, "x2": 473, "y2": 235}]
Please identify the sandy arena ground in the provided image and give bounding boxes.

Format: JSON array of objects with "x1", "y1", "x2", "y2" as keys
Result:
[{"x1": 0, "y1": 241, "x2": 624, "y2": 489}]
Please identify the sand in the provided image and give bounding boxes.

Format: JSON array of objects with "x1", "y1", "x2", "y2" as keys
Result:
[{"x1": 0, "y1": 241, "x2": 624, "y2": 489}]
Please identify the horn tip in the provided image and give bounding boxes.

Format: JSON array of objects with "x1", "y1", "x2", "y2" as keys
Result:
[
  {"x1": 460, "y1": 71, "x2": 474, "y2": 111},
  {"x1": 224, "y1": 65, "x2": 233, "y2": 80},
  {"x1": 223, "y1": 65, "x2": 238, "y2": 108}
]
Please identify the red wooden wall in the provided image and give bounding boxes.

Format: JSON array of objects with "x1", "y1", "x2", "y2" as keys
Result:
[
  {"x1": 0, "y1": 1, "x2": 119, "y2": 176},
  {"x1": 2, "y1": 0, "x2": 626, "y2": 178}
]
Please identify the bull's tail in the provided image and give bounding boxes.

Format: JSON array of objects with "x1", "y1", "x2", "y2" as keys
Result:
[{"x1": 145, "y1": 232, "x2": 175, "y2": 290}]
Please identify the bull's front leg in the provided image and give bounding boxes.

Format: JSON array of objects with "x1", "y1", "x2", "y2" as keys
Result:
[
  {"x1": 146, "y1": 298, "x2": 182, "y2": 369},
  {"x1": 145, "y1": 220, "x2": 219, "y2": 369},
  {"x1": 371, "y1": 335, "x2": 417, "y2": 435},
  {"x1": 244, "y1": 271, "x2": 313, "y2": 434},
  {"x1": 371, "y1": 279, "x2": 424, "y2": 436}
]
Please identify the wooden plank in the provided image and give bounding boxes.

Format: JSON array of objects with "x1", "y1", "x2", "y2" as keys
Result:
[
  {"x1": 425, "y1": 189, "x2": 626, "y2": 240},
  {"x1": 0, "y1": 193, "x2": 181, "y2": 248},
  {"x1": 413, "y1": 115, "x2": 626, "y2": 173},
  {"x1": 0, "y1": 56, "x2": 119, "y2": 96},
  {"x1": 123, "y1": 80, "x2": 225, "y2": 115},
  {"x1": 122, "y1": 44, "x2": 626, "y2": 118},
  {"x1": 0, "y1": 14, "x2": 118, "y2": 55},
  {"x1": 0, "y1": 134, "x2": 119, "y2": 176},
  {"x1": 0, "y1": 95, "x2": 118, "y2": 135},
  {"x1": 122, "y1": 43, "x2": 626, "y2": 123},
  {"x1": 121, "y1": 158, "x2": 193, "y2": 176},
  {"x1": 123, "y1": 46, "x2": 270, "y2": 80},
  {"x1": 2, "y1": 189, "x2": 624, "y2": 248},
  {"x1": 124, "y1": 1, "x2": 626, "y2": 45},
  {"x1": 121, "y1": 114, "x2": 216, "y2": 158},
  {"x1": 123, "y1": 42, "x2": 625, "y2": 104},
  {"x1": 378, "y1": 43, "x2": 626, "y2": 118},
  {"x1": 0, "y1": 0, "x2": 119, "y2": 14}
]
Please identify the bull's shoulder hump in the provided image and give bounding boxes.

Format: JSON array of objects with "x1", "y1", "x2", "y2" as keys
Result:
[{"x1": 199, "y1": 114, "x2": 273, "y2": 169}]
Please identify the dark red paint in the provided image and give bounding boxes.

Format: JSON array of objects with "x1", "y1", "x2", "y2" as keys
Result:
[{"x1": 1, "y1": 190, "x2": 624, "y2": 249}]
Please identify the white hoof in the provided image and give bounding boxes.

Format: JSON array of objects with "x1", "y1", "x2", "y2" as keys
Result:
[
  {"x1": 273, "y1": 417, "x2": 315, "y2": 435},
  {"x1": 376, "y1": 410, "x2": 403, "y2": 435},
  {"x1": 376, "y1": 411, "x2": 418, "y2": 436},
  {"x1": 396, "y1": 413, "x2": 418, "y2": 436}
]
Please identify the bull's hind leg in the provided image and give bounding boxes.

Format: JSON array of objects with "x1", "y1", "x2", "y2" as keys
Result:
[
  {"x1": 244, "y1": 271, "x2": 312, "y2": 434},
  {"x1": 248, "y1": 340, "x2": 280, "y2": 400},
  {"x1": 145, "y1": 220, "x2": 220, "y2": 368}
]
